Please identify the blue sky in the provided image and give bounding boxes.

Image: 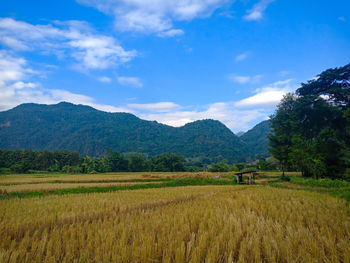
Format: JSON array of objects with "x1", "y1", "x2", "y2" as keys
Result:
[{"x1": 0, "y1": 0, "x2": 349, "y2": 132}]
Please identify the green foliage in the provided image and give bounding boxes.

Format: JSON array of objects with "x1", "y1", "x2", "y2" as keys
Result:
[
  {"x1": 241, "y1": 120, "x2": 271, "y2": 160},
  {"x1": 280, "y1": 174, "x2": 291, "y2": 182},
  {"x1": 269, "y1": 94, "x2": 296, "y2": 174},
  {"x1": 269, "y1": 64, "x2": 349, "y2": 179},
  {"x1": 234, "y1": 163, "x2": 245, "y2": 171},
  {"x1": 290, "y1": 177, "x2": 350, "y2": 188},
  {"x1": 10, "y1": 161, "x2": 31, "y2": 173},
  {"x1": 62, "y1": 165, "x2": 82, "y2": 173},
  {"x1": 149, "y1": 153, "x2": 185, "y2": 172},
  {"x1": 208, "y1": 160, "x2": 231, "y2": 172},
  {"x1": 297, "y1": 63, "x2": 350, "y2": 109},
  {"x1": 102, "y1": 150, "x2": 128, "y2": 172},
  {"x1": 0, "y1": 149, "x2": 191, "y2": 173},
  {"x1": 0, "y1": 103, "x2": 255, "y2": 162},
  {"x1": 0, "y1": 167, "x2": 11, "y2": 174},
  {"x1": 127, "y1": 153, "x2": 148, "y2": 172},
  {"x1": 257, "y1": 158, "x2": 277, "y2": 171}
]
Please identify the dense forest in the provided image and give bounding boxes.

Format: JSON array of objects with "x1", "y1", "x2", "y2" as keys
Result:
[
  {"x1": 269, "y1": 63, "x2": 350, "y2": 179},
  {"x1": 0, "y1": 149, "x2": 271, "y2": 174},
  {"x1": 0, "y1": 149, "x2": 188, "y2": 173}
]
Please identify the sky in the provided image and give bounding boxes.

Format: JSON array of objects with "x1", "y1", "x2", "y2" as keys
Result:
[{"x1": 0, "y1": 0, "x2": 349, "y2": 132}]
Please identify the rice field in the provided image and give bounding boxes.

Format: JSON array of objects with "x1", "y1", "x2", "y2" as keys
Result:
[
  {"x1": 0, "y1": 172, "x2": 233, "y2": 194},
  {"x1": 0, "y1": 172, "x2": 165, "y2": 185},
  {"x1": 0, "y1": 181, "x2": 155, "y2": 193},
  {"x1": 0, "y1": 172, "x2": 349, "y2": 263}
]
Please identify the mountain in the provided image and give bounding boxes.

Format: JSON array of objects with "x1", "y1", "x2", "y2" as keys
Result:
[
  {"x1": 0, "y1": 102, "x2": 265, "y2": 162},
  {"x1": 240, "y1": 120, "x2": 271, "y2": 160}
]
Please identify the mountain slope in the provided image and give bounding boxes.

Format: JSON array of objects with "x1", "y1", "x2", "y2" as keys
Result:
[
  {"x1": 0, "y1": 102, "x2": 251, "y2": 162},
  {"x1": 241, "y1": 120, "x2": 271, "y2": 160}
]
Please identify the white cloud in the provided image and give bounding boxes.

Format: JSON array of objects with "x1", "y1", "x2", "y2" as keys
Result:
[
  {"x1": 235, "y1": 79, "x2": 294, "y2": 108},
  {"x1": 157, "y1": 29, "x2": 184, "y2": 38},
  {"x1": 338, "y1": 16, "x2": 345, "y2": 22},
  {"x1": 117, "y1": 76, "x2": 143, "y2": 88},
  {"x1": 127, "y1": 102, "x2": 180, "y2": 112},
  {"x1": 0, "y1": 36, "x2": 29, "y2": 50},
  {"x1": 228, "y1": 74, "x2": 263, "y2": 84},
  {"x1": 98, "y1": 76, "x2": 112, "y2": 83},
  {"x1": 243, "y1": 0, "x2": 274, "y2": 21},
  {"x1": 235, "y1": 52, "x2": 249, "y2": 62},
  {"x1": 0, "y1": 18, "x2": 136, "y2": 70},
  {"x1": 76, "y1": 0, "x2": 233, "y2": 35}
]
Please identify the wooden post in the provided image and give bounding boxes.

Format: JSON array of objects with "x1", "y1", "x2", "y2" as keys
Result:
[{"x1": 235, "y1": 175, "x2": 240, "y2": 184}]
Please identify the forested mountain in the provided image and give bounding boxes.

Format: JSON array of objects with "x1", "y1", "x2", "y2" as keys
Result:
[
  {"x1": 0, "y1": 102, "x2": 269, "y2": 162},
  {"x1": 240, "y1": 120, "x2": 271, "y2": 160}
]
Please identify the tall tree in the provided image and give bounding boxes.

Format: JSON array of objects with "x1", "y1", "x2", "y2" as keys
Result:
[
  {"x1": 269, "y1": 64, "x2": 349, "y2": 179},
  {"x1": 268, "y1": 94, "x2": 297, "y2": 175}
]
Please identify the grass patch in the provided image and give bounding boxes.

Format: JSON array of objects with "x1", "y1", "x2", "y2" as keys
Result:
[
  {"x1": 290, "y1": 177, "x2": 350, "y2": 188},
  {"x1": 0, "y1": 177, "x2": 235, "y2": 200},
  {"x1": 268, "y1": 182, "x2": 350, "y2": 202}
]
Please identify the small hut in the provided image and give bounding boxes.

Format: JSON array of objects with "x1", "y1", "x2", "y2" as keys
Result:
[{"x1": 234, "y1": 171, "x2": 259, "y2": 184}]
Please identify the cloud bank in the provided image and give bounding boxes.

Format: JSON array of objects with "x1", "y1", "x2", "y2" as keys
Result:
[
  {"x1": 76, "y1": 0, "x2": 233, "y2": 36},
  {"x1": 0, "y1": 18, "x2": 136, "y2": 70}
]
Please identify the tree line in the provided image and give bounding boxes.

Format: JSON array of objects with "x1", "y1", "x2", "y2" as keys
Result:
[
  {"x1": 269, "y1": 63, "x2": 350, "y2": 179},
  {"x1": 0, "y1": 148, "x2": 280, "y2": 174},
  {"x1": 0, "y1": 149, "x2": 187, "y2": 173}
]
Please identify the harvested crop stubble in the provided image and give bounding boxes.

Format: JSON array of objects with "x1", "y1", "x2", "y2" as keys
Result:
[
  {"x1": 0, "y1": 186, "x2": 349, "y2": 262},
  {"x1": 0, "y1": 181, "x2": 153, "y2": 193},
  {"x1": 0, "y1": 172, "x2": 165, "y2": 185}
]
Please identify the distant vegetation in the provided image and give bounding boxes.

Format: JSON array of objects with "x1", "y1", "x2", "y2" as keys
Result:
[
  {"x1": 269, "y1": 63, "x2": 350, "y2": 180},
  {"x1": 0, "y1": 149, "x2": 279, "y2": 174},
  {"x1": 0, "y1": 149, "x2": 188, "y2": 174}
]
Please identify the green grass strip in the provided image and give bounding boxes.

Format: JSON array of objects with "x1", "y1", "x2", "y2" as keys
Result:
[
  {"x1": 290, "y1": 177, "x2": 350, "y2": 188},
  {"x1": 0, "y1": 178, "x2": 235, "y2": 200}
]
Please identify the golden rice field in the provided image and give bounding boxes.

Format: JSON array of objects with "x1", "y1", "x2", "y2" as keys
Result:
[
  {"x1": 0, "y1": 172, "x2": 225, "y2": 185},
  {"x1": 0, "y1": 178, "x2": 350, "y2": 263},
  {"x1": 0, "y1": 172, "x2": 232, "y2": 193},
  {"x1": 0, "y1": 172, "x2": 163, "y2": 185},
  {"x1": 0, "y1": 181, "x2": 154, "y2": 193}
]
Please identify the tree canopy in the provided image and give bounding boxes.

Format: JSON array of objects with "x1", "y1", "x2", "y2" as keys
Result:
[{"x1": 269, "y1": 63, "x2": 350, "y2": 179}]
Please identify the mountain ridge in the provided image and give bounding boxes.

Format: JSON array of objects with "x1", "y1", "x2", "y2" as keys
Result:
[{"x1": 0, "y1": 102, "x2": 270, "y2": 162}]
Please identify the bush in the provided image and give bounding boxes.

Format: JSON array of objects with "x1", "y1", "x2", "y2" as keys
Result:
[
  {"x1": 291, "y1": 177, "x2": 350, "y2": 188},
  {"x1": 280, "y1": 174, "x2": 291, "y2": 182},
  {"x1": 0, "y1": 168, "x2": 11, "y2": 174},
  {"x1": 208, "y1": 161, "x2": 231, "y2": 172},
  {"x1": 10, "y1": 162, "x2": 30, "y2": 173},
  {"x1": 62, "y1": 165, "x2": 82, "y2": 173}
]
